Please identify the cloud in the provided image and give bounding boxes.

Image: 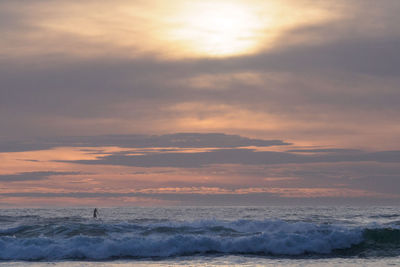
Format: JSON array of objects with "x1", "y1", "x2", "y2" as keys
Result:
[
  {"x1": 0, "y1": 133, "x2": 289, "y2": 152},
  {"x1": 286, "y1": 149, "x2": 361, "y2": 153},
  {"x1": 64, "y1": 148, "x2": 400, "y2": 168},
  {"x1": 0, "y1": 20, "x2": 399, "y2": 150},
  {"x1": 1, "y1": 0, "x2": 399, "y2": 145},
  {"x1": 0, "y1": 171, "x2": 81, "y2": 182},
  {"x1": 1, "y1": 0, "x2": 400, "y2": 206}
]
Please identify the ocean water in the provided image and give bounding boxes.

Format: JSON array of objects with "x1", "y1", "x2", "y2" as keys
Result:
[{"x1": 0, "y1": 206, "x2": 399, "y2": 266}]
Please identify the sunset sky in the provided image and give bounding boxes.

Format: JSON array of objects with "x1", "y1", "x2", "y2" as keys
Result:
[{"x1": 1, "y1": 0, "x2": 399, "y2": 207}]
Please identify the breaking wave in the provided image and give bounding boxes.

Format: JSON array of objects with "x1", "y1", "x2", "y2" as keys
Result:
[{"x1": 1, "y1": 217, "x2": 399, "y2": 260}]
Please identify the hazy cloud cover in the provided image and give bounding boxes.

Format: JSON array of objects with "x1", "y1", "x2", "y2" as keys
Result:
[
  {"x1": 0, "y1": 0, "x2": 399, "y2": 148},
  {"x1": 0, "y1": 0, "x2": 399, "y2": 206}
]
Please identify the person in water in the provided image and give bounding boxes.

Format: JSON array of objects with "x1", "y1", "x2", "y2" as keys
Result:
[{"x1": 93, "y1": 208, "x2": 98, "y2": 218}]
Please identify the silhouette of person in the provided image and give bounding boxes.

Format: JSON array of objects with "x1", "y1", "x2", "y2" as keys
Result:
[{"x1": 93, "y1": 208, "x2": 98, "y2": 218}]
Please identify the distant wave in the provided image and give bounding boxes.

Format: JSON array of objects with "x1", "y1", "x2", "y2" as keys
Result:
[{"x1": 0, "y1": 218, "x2": 399, "y2": 260}]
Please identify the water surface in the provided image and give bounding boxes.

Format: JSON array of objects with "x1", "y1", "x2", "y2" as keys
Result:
[{"x1": 0, "y1": 206, "x2": 399, "y2": 266}]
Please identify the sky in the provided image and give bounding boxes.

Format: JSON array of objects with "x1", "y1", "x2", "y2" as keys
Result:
[{"x1": 1, "y1": 0, "x2": 400, "y2": 207}]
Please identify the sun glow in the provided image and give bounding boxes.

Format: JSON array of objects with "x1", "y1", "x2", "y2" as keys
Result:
[
  {"x1": 169, "y1": 1, "x2": 266, "y2": 57},
  {"x1": 14, "y1": 0, "x2": 337, "y2": 60}
]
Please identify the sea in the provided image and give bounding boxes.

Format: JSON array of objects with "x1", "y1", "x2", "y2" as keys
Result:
[{"x1": 0, "y1": 206, "x2": 399, "y2": 266}]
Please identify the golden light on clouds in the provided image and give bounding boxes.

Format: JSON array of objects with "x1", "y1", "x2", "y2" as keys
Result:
[
  {"x1": 168, "y1": 1, "x2": 266, "y2": 57},
  {"x1": 1, "y1": 0, "x2": 338, "y2": 59},
  {"x1": 153, "y1": 0, "x2": 336, "y2": 58}
]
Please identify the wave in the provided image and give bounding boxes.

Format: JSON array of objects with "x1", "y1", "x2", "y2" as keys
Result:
[{"x1": 0, "y1": 219, "x2": 399, "y2": 260}]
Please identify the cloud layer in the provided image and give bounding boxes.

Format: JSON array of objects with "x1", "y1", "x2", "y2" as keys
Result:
[
  {"x1": 0, "y1": 0, "x2": 399, "y2": 149},
  {"x1": 1, "y1": 0, "x2": 399, "y2": 206}
]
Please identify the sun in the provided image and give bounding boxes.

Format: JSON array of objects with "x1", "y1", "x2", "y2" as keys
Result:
[{"x1": 169, "y1": 1, "x2": 265, "y2": 57}]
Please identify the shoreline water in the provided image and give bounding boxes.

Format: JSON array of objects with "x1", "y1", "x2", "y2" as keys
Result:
[{"x1": 2, "y1": 257, "x2": 400, "y2": 267}]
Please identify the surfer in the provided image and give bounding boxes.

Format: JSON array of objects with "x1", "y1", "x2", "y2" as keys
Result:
[{"x1": 93, "y1": 208, "x2": 98, "y2": 218}]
